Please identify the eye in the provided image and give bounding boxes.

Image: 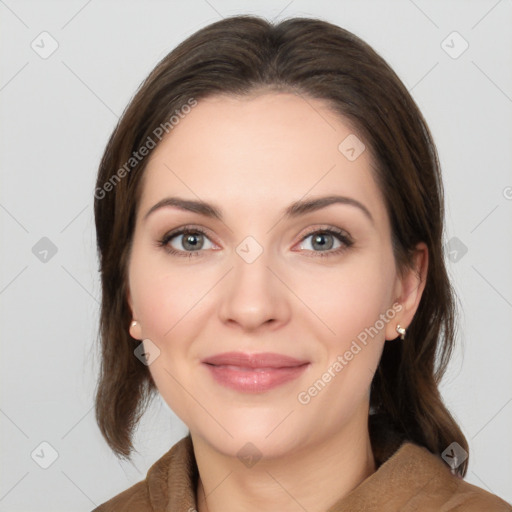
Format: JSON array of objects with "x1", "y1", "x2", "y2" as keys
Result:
[
  {"x1": 296, "y1": 227, "x2": 353, "y2": 257},
  {"x1": 157, "y1": 225, "x2": 354, "y2": 259},
  {"x1": 157, "y1": 226, "x2": 216, "y2": 258}
]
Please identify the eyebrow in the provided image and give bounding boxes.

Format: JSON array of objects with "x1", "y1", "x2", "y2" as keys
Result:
[{"x1": 143, "y1": 195, "x2": 374, "y2": 224}]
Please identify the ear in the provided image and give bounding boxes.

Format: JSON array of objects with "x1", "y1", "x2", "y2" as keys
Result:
[
  {"x1": 385, "y1": 242, "x2": 428, "y2": 340},
  {"x1": 126, "y1": 286, "x2": 143, "y2": 340}
]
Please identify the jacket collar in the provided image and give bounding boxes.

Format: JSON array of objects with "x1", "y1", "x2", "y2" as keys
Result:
[
  {"x1": 145, "y1": 433, "x2": 467, "y2": 512},
  {"x1": 141, "y1": 414, "x2": 460, "y2": 512}
]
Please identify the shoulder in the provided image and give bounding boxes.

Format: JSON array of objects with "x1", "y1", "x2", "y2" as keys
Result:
[
  {"x1": 442, "y1": 481, "x2": 512, "y2": 511},
  {"x1": 391, "y1": 443, "x2": 511, "y2": 511},
  {"x1": 91, "y1": 435, "x2": 195, "y2": 512},
  {"x1": 366, "y1": 415, "x2": 511, "y2": 511}
]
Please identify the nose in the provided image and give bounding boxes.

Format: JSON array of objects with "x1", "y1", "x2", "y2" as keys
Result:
[{"x1": 218, "y1": 245, "x2": 291, "y2": 332}]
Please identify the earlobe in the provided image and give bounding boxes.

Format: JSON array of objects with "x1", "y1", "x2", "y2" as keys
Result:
[
  {"x1": 129, "y1": 320, "x2": 143, "y2": 340},
  {"x1": 126, "y1": 286, "x2": 142, "y2": 339}
]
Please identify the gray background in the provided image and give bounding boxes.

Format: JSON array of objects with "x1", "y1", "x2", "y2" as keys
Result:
[{"x1": 1, "y1": 0, "x2": 511, "y2": 509}]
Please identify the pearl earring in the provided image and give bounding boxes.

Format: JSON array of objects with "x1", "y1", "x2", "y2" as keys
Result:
[{"x1": 396, "y1": 324, "x2": 406, "y2": 340}]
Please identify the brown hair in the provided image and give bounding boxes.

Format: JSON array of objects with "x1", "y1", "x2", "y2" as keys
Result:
[{"x1": 93, "y1": 14, "x2": 468, "y2": 475}]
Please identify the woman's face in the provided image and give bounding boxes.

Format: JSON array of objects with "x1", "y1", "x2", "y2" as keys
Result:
[{"x1": 127, "y1": 92, "x2": 418, "y2": 459}]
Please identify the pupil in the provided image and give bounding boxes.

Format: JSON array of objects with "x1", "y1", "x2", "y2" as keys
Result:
[
  {"x1": 313, "y1": 233, "x2": 333, "y2": 250},
  {"x1": 184, "y1": 233, "x2": 202, "y2": 250}
]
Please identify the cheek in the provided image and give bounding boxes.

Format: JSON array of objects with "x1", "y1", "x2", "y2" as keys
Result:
[
  {"x1": 293, "y1": 260, "x2": 394, "y2": 418},
  {"x1": 129, "y1": 257, "x2": 203, "y2": 414},
  {"x1": 297, "y1": 253, "x2": 395, "y2": 344},
  {"x1": 129, "y1": 254, "x2": 205, "y2": 340}
]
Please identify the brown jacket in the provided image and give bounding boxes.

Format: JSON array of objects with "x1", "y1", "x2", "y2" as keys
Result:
[{"x1": 93, "y1": 433, "x2": 511, "y2": 511}]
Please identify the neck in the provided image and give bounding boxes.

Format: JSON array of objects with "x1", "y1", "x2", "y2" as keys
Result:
[{"x1": 193, "y1": 412, "x2": 375, "y2": 512}]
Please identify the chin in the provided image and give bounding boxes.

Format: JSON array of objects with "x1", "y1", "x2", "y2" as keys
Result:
[
  {"x1": 190, "y1": 407, "x2": 308, "y2": 460},
  {"x1": 207, "y1": 430, "x2": 300, "y2": 462}
]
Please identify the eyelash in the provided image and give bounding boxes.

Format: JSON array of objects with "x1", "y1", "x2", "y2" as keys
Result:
[{"x1": 156, "y1": 224, "x2": 354, "y2": 259}]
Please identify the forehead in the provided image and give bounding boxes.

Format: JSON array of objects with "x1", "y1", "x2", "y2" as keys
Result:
[{"x1": 139, "y1": 92, "x2": 387, "y2": 224}]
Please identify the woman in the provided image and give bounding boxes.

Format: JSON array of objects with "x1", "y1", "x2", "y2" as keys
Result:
[{"x1": 92, "y1": 15, "x2": 511, "y2": 511}]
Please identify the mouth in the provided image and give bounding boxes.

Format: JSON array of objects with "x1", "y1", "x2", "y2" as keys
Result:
[{"x1": 201, "y1": 352, "x2": 310, "y2": 393}]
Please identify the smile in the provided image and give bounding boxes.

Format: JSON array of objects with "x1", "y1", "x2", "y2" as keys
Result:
[{"x1": 201, "y1": 352, "x2": 310, "y2": 393}]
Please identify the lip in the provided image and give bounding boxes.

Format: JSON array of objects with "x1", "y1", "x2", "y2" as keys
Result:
[{"x1": 201, "y1": 352, "x2": 310, "y2": 393}]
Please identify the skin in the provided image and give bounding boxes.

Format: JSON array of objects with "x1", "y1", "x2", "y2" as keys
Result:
[{"x1": 127, "y1": 92, "x2": 428, "y2": 512}]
